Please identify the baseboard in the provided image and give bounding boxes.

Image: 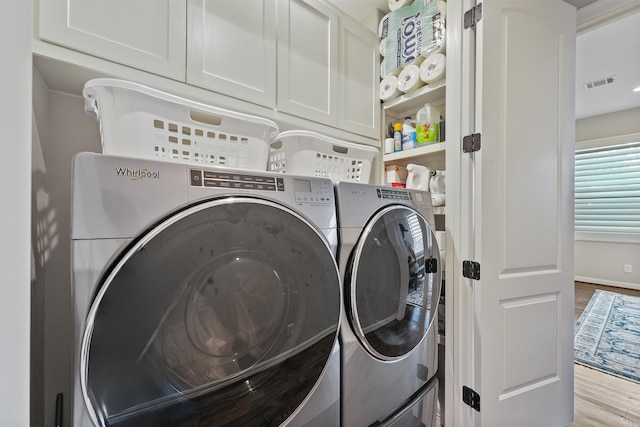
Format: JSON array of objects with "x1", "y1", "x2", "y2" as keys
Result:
[{"x1": 575, "y1": 276, "x2": 640, "y2": 292}]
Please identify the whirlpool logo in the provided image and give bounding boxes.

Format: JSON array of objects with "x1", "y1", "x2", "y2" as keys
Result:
[{"x1": 115, "y1": 167, "x2": 160, "y2": 180}]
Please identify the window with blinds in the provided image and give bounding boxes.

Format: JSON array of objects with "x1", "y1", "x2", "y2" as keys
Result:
[{"x1": 575, "y1": 138, "x2": 640, "y2": 242}]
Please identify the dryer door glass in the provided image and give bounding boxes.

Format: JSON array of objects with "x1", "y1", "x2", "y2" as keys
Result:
[
  {"x1": 347, "y1": 206, "x2": 441, "y2": 360},
  {"x1": 80, "y1": 198, "x2": 340, "y2": 427}
]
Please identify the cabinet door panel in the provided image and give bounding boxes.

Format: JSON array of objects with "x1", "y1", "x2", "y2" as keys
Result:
[
  {"x1": 278, "y1": 0, "x2": 338, "y2": 125},
  {"x1": 39, "y1": 0, "x2": 186, "y2": 81},
  {"x1": 187, "y1": 0, "x2": 277, "y2": 108},
  {"x1": 338, "y1": 20, "x2": 380, "y2": 139}
]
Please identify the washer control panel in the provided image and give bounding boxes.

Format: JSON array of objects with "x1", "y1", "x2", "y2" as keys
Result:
[
  {"x1": 293, "y1": 178, "x2": 332, "y2": 205},
  {"x1": 189, "y1": 169, "x2": 332, "y2": 205},
  {"x1": 190, "y1": 169, "x2": 284, "y2": 191}
]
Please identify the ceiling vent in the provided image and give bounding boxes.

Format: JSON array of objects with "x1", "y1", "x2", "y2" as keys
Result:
[{"x1": 584, "y1": 76, "x2": 616, "y2": 90}]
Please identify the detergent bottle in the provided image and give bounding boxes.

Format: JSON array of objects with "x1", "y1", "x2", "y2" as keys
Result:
[
  {"x1": 405, "y1": 164, "x2": 431, "y2": 191},
  {"x1": 416, "y1": 103, "x2": 440, "y2": 144},
  {"x1": 401, "y1": 116, "x2": 416, "y2": 151}
]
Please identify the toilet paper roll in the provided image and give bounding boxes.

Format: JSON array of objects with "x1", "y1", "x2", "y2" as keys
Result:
[
  {"x1": 397, "y1": 64, "x2": 425, "y2": 93},
  {"x1": 389, "y1": 0, "x2": 412, "y2": 11},
  {"x1": 419, "y1": 53, "x2": 446, "y2": 84},
  {"x1": 380, "y1": 75, "x2": 402, "y2": 101},
  {"x1": 380, "y1": 38, "x2": 386, "y2": 56}
]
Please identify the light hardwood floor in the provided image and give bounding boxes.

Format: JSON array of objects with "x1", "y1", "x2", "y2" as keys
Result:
[{"x1": 571, "y1": 282, "x2": 640, "y2": 427}]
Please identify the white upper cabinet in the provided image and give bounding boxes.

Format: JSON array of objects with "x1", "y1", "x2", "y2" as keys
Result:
[
  {"x1": 277, "y1": 0, "x2": 338, "y2": 126},
  {"x1": 338, "y1": 15, "x2": 381, "y2": 139},
  {"x1": 37, "y1": 0, "x2": 380, "y2": 140},
  {"x1": 38, "y1": 0, "x2": 187, "y2": 81},
  {"x1": 186, "y1": 0, "x2": 277, "y2": 108}
]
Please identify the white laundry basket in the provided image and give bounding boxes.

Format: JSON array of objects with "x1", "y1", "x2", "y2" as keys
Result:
[
  {"x1": 268, "y1": 130, "x2": 379, "y2": 183},
  {"x1": 83, "y1": 78, "x2": 279, "y2": 170}
]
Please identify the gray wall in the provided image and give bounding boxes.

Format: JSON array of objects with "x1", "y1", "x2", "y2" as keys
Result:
[
  {"x1": 32, "y1": 69, "x2": 102, "y2": 426},
  {"x1": 575, "y1": 106, "x2": 640, "y2": 289}
]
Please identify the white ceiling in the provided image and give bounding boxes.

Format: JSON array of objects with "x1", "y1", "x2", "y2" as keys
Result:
[
  {"x1": 329, "y1": 0, "x2": 640, "y2": 120},
  {"x1": 575, "y1": 8, "x2": 640, "y2": 119}
]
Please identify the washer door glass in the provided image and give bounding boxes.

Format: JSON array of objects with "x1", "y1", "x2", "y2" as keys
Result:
[
  {"x1": 347, "y1": 206, "x2": 441, "y2": 360},
  {"x1": 81, "y1": 198, "x2": 341, "y2": 427}
]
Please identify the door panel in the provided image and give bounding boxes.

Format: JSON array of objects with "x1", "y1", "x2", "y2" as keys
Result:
[
  {"x1": 460, "y1": 1, "x2": 576, "y2": 425},
  {"x1": 39, "y1": 0, "x2": 186, "y2": 80},
  {"x1": 337, "y1": 18, "x2": 380, "y2": 139},
  {"x1": 187, "y1": 0, "x2": 277, "y2": 107},
  {"x1": 277, "y1": 0, "x2": 338, "y2": 125}
]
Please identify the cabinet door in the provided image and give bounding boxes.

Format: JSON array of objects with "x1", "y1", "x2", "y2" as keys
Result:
[
  {"x1": 338, "y1": 16, "x2": 381, "y2": 139},
  {"x1": 187, "y1": 0, "x2": 277, "y2": 108},
  {"x1": 39, "y1": 0, "x2": 186, "y2": 81},
  {"x1": 277, "y1": 0, "x2": 338, "y2": 126},
  {"x1": 451, "y1": 0, "x2": 576, "y2": 425}
]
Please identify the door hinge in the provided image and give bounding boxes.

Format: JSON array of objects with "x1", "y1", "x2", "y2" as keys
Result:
[
  {"x1": 425, "y1": 257, "x2": 438, "y2": 273},
  {"x1": 462, "y1": 260, "x2": 480, "y2": 280},
  {"x1": 464, "y1": 3, "x2": 483, "y2": 29},
  {"x1": 462, "y1": 133, "x2": 481, "y2": 153},
  {"x1": 463, "y1": 386, "x2": 480, "y2": 412}
]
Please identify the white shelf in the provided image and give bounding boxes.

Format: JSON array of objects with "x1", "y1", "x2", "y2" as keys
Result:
[
  {"x1": 383, "y1": 141, "x2": 446, "y2": 163},
  {"x1": 382, "y1": 80, "x2": 446, "y2": 115}
]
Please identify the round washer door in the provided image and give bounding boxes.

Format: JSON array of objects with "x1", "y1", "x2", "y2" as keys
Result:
[
  {"x1": 80, "y1": 197, "x2": 341, "y2": 427},
  {"x1": 346, "y1": 205, "x2": 441, "y2": 360}
]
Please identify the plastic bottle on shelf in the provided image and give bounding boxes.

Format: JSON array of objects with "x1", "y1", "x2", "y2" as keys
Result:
[
  {"x1": 393, "y1": 122, "x2": 403, "y2": 152},
  {"x1": 401, "y1": 116, "x2": 416, "y2": 151},
  {"x1": 416, "y1": 103, "x2": 440, "y2": 145},
  {"x1": 406, "y1": 163, "x2": 431, "y2": 191}
]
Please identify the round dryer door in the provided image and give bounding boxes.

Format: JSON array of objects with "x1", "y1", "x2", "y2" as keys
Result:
[
  {"x1": 346, "y1": 205, "x2": 441, "y2": 360},
  {"x1": 80, "y1": 197, "x2": 341, "y2": 427}
]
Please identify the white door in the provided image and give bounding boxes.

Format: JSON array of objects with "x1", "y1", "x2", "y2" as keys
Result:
[
  {"x1": 187, "y1": 0, "x2": 277, "y2": 108},
  {"x1": 451, "y1": 1, "x2": 576, "y2": 425},
  {"x1": 39, "y1": 0, "x2": 186, "y2": 81}
]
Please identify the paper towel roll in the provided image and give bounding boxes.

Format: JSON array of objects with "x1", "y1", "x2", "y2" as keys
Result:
[
  {"x1": 389, "y1": 0, "x2": 412, "y2": 11},
  {"x1": 419, "y1": 53, "x2": 446, "y2": 84},
  {"x1": 408, "y1": 55, "x2": 426, "y2": 67},
  {"x1": 380, "y1": 75, "x2": 402, "y2": 101},
  {"x1": 381, "y1": 58, "x2": 402, "y2": 78},
  {"x1": 397, "y1": 64, "x2": 425, "y2": 93}
]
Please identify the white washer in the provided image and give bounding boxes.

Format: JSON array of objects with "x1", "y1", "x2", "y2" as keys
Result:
[
  {"x1": 335, "y1": 182, "x2": 441, "y2": 427},
  {"x1": 71, "y1": 152, "x2": 341, "y2": 427}
]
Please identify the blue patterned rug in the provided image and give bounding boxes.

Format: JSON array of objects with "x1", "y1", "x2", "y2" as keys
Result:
[{"x1": 574, "y1": 290, "x2": 640, "y2": 384}]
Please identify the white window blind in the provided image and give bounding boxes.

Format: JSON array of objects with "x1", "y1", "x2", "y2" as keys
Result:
[{"x1": 575, "y1": 140, "x2": 640, "y2": 239}]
